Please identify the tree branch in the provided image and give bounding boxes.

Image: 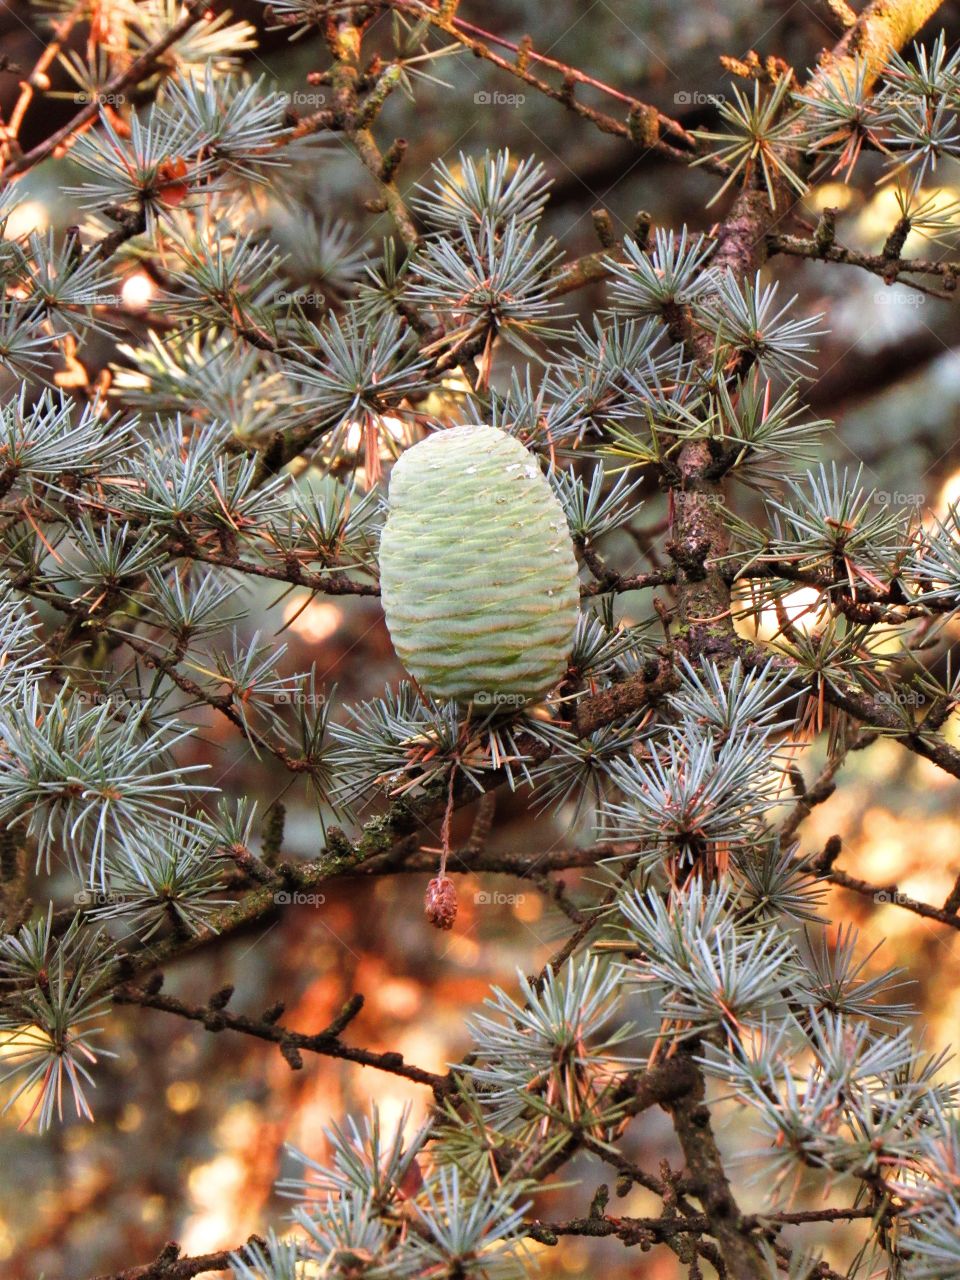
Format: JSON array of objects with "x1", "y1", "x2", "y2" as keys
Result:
[
  {"x1": 114, "y1": 981, "x2": 451, "y2": 1093},
  {"x1": 0, "y1": 0, "x2": 212, "y2": 183}
]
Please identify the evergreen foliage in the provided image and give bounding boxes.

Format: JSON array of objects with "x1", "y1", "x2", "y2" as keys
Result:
[{"x1": 3, "y1": 0, "x2": 960, "y2": 1276}]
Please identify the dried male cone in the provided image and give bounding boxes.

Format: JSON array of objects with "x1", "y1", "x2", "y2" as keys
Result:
[
  {"x1": 379, "y1": 425, "x2": 580, "y2": 704},
  {"x1": 425, "y1": 876, "x2": 458, "y2": 930}
]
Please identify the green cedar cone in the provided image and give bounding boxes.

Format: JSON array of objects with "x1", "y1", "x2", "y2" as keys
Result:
[{"x1": 379, "y1": 425, "x2": 580, "y2": 704}]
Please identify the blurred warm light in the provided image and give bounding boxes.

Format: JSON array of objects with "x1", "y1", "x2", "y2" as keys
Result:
[
  {"x1": 916, "y1": 753, "x2": 960, "y2": 787},
  {"x1": 440, "y1": 371, "x2": 472, "y2": 394},
  {"x1": 398, "y1": 1028, "x2": 450, "y2": 1083},
  {"x1": 514, "y1": 893, "x2": 542, "y2": 923},
  {"x1": 858, "y1": 806, "x2": 908, "y2": 881},
  {"x1": 0, "y1": 1220, "x2": 12, "y2": 1261},
  {"x1": 442, "y1": 933, "x2": 480, "y2": 964},
  {"x1": 344, "y1": 414, "x2": 407, "y2": 453},
  {"x1": 858, "y1": 807, "x2": 958, "y2": 885},
  {"x1": 141, "y1": 1195, "x2": 166, "y2": 1224},
  {"x1": 856, "y1": 187, "x2": 910, "y2": 245},
  {"x1": 0, "y1": 1022, "x2": 45, "y2": 1054},
  {"x1": 751, "y1": 586, "x2": 823, "y2": 639},
  {"x1": 166, "y1": 1080, "x2": 201, "y2": 1113},
  {"x1": 808, "y1": 181, "x2": 856, "y2": 212},
  {"x1": 560, "y1": 1239, "x2": 592, "y2": 1272},
  {"x1": 117, "y1": 1101, "x2": 142, "y2": 1132},
  {"x1": 422, "y1": 373, "x2": 473, "y2": 420},
  {"x1": 373, "y1": 1086, "x2": 425, "y2": 1142},
  {"x1": 900, "y1": 869, "x2": 953, "y2": 906},
  {"x1": 183, "y1": 1153, "x2": 246, "y2": 1252},
  {"x1": 311, "y1": 942, "x2": 338, "y2": 969},
  {"x1": 172, "y1": 1033, "x2": 199, "y2": 1064},
  {"x1": 121, "y1": 271, "x2": 155, "y2": 310},
  {"x1": 4, "y1": 199, "x2": 48, "y2": 239},
  {"x1": 214, "y1": 1099, "x2": 259, "y2": 1150},
  {"x1": 938, "y1": 467, "x2": 960, "y2": 514},
  {"x1": 0, "y1": 1025, "x2": 51, "y2": 1127},
  {"x1": 856, "y1": 184, "x2": 960, "y2": 252},
  {"x1": 378, "y1": 977, "x2": 422, "y2": 1018},
  {"x1": 283, "y1": 597, "x2": 342, "y2": 644}
]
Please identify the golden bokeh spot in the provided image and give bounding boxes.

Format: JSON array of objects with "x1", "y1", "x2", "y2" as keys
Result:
[{"x1": 166, "y1": 1080, "x2": 201, "y2": 1113}]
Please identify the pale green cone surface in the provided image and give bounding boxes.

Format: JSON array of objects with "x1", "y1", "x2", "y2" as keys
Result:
[{"x1": 379, "y1": 425, "x2": 580, "y2": 703}]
